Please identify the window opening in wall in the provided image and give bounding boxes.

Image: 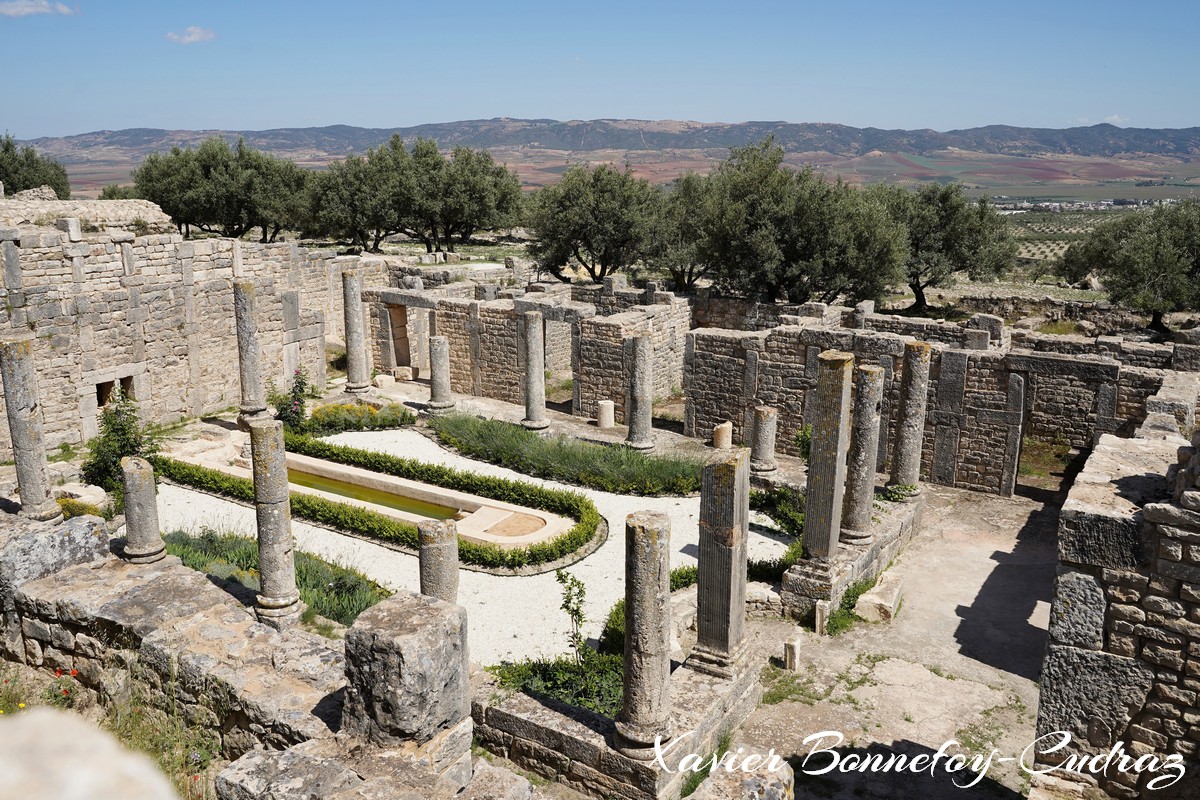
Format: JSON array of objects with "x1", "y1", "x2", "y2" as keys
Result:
[{"x1": 96, "y1": 380, "x2": 115, "y2": 409}]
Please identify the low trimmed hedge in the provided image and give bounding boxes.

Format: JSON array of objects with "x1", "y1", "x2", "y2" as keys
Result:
[
  {"x1": 306, "y1": 402, "x2": 416, "y2": 436},
  {"x1": 153, "y1": 438, "x2": 601, "y2": 569},
  {"x1": 428, "y1": 413, "x2": 703, "y2": 496}
]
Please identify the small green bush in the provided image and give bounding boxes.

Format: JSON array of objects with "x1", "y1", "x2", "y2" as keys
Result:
[
  {"x1": 56, "y1": 497, "x2": 108, "y2": 520},
  {"x1": 794, "y1": 424, "x2": 813, "y2": 463},
  {"x1": 267, "y1": 367, "x2": 313, "y2": 432},
  {"x1": 164, "y1": 529, "x2": 390, "y2": 625},
  {"x1": 750, "y1": 486, "x2": 806, "y2": 537},
  {"x1": 306, "y1": 402, "x2": 416, "y2": 435},
  {"x1": 429, "y1": 413, "x2": 703, "y2": 496},
  {"x1": 81, "y1": 390, "x2": 159, "y2": 511},
  {"x1": 490, "y1": 648, "x2": 624, "y2": 718}
]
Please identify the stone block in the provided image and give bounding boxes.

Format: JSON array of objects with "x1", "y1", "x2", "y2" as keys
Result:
[
  {"x1": 342, "y1": 592, "x2": 470, "y2": 745},
  {"x1": 1037, "y1": 645, "x2": 1155, "y2": 746},
  {"x1": 1047, "y1": 570, "x2": 1105, "y2": 649},
  {"x1": 0, "y1": 516, "x2": 110, "y2": 617},
  {"x1": 853, "y1": 572, "x2": 904, "y2": 623},
  {"x1": 372, "y1": 374, "x2": 395, "y2": 388},
  {"x1": 687, "y1": 744, "x2": 794, "y2": 800},
  {"x1": 54, "y1": 218, "x2": 82, "y2": 242},
  {"x1": 1058, "y1": 509, "x2": 1151, "y2": 569},
  {"x1": 392, "y1": 366, "x2": 414, "y2": 381}
]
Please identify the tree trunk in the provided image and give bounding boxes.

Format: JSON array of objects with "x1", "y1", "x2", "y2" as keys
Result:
[{"x1": 908, "y1": 282, "x2": 928, "y2": 312}]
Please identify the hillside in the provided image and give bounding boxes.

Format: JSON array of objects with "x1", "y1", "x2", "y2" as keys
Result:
[{"x1": 20, "y1": 119, "x2": 1200, "y2": 198}]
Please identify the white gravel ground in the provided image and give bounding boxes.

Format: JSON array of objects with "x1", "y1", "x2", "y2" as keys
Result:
[{"x1": 156, "y1": 421, "x2": 787, "y2": 666}]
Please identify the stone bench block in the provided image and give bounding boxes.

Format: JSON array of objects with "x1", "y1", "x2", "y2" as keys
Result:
[{"x1": 853, "y1": 572, "x2": 904, "y2": 623}]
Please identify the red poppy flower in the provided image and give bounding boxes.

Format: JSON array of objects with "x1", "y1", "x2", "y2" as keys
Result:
[
  {"x1": 70, "y1": 669, "x2": 78, "y2": 677},
  {"x1": 55, "y1": 669, "x2": 62, "y2": 677}
]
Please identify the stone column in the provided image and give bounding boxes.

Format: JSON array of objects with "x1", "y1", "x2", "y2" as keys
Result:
[
  {"x1": 521, "y1": 311, "x2": 549, "y2": 430},
  {"x1": 596, "y1": 400, "x2": 616, "y2": 429},
  {"x1": 247, "y1": 419, "x2": 302, "y2": 627},
  {"x1": 342, "y1": 270, "x2": 370, "y2": 394},
  {"x1": 712, "y1": 421, "x2": 733, "y2": 450},
  {"x1": 428, "y1": 335, "x2": 455, "y2": 414},
  {"x1": 616, "y1": 511, "x2": 673, "y2": 759},
  {"x1": 626, "y1": 335, "x2": 654, "y2": 450},
  {"x1": 232, "y1": 282, "x2": 268, "y2": 428},
  {"x1": 418, "y1": 519, "x2": 459, "y2": 605},
  {"x1": 749, "y1": 406, "x2": 778, "y2": 473},
  {"x1": 888, "y1": 341, "x2": 932, "y2": 493},
  {"x1": 691, "y1": 448, "x2": 750, "y2": 678},
  {"x1": 801, "y1": 351, "x2": 854, "y2": 560},
  {"x1": 120, "y1": 457, "x2": 165, "y2": 563},
  {"x1": 841, "y1": 365, "x2": 886, "y2": 543},
  {"x1": 0, "y1": 340, "x2": 60, "y2": 522}
]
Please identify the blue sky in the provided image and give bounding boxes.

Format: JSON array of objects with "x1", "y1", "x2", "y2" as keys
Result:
[{"x1": 3, "y1": 0, "x2": 1197, "y2": 138}]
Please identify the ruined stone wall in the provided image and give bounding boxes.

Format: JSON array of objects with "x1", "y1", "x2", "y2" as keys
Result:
[
  {"x1": 1037, "y1": 425, "x2": 1200, "y2": 799},
  {"x1": 859, "y1": 313, "x2": 989, "y2": 349},
  {"x1": 0, "y1": 227, "x2": 380, "y2": 453},
  {"x1": 1010, "y1": 331, "x2": 1182, "y2": 371},
  {"x1": 432, "y1": 298, "x2": 523, "y2": 405},
  {"x1": 955, "y1": 294, "x2": 1149, "y2": 334}
]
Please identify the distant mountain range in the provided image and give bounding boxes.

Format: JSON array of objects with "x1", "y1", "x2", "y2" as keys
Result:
[
  {"x1": 18, "y1": 119, "x2": 1200, "y2": 198},
  {"x1": 23, "y1": 118, "x2": 1200, "y2": 162}
]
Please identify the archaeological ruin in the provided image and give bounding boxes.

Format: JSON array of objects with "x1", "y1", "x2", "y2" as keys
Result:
[{"x1": 2, "y1": 196, "x2": 1200, "y2": 799}]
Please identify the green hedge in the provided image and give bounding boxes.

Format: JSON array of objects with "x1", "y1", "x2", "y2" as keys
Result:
[
  {"x1": 428, "y1": 413, "x2": 703, "y2": 496},
  {"x1": 305, "y1": 402, "x2": 416, "y2": 436},
  {"x1": 153, "y1": 440, "x2": 601, "y2": 570}
]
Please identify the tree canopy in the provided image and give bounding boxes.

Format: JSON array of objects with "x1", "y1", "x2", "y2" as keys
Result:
[
  {"x1": 698, "y1": 139, "x2": 908, "y2": 303},
  {"x1": 306, "y1": 135, "x2": 521, "y2": 253},
  {"x1": 1057, "y1": 200, "x2": 1200, "y2": 330},
  {"x1": 133, "y1": 137, "x2": 309, "y2": 241},
  {"x1": 867, "y1": 182, "x2": 1016, "y2": 311},
  {"x1": 0, "y1": 135, "x2": 70, "y2": 199},
  {"x1": 528, "y1": 163, "x2": 661, "y2": 282}
]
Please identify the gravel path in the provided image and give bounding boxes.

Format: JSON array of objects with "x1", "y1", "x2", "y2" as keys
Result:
[{"x1": 156, "y1": 420, "x2": 787, "y2": 666}]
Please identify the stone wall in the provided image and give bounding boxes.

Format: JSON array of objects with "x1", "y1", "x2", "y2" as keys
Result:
[
  {"x1": 1035, "y1": 419, "x2": 1200, "y2": 798},
  {"x1": 0, "y1": 226, "x2": 389, "y2": 453},
  {"x1": 955, "y1": 294, "x2": 1149, "y2": 334},
  {"x1": 0, "y1": 199, "x2": 173, "y2": 233}
]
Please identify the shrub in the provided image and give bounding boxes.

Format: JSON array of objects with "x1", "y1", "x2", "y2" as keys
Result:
[
  {"x1": 57, "y1": 497, "x2": 108, "y2": 520},
  {"x1": 793, "y1": 424, "x2": 813, "y2": 463},
  {"x1": 81, "y1": 390, "x2": 159, "y2": 510},
  {"x1": 750, "y1": 486, "x2": 806, "y2": 537},
  {"x1": 429, "y1": 413, "x2": 703, "y2": 496},
  {"x1": 306, "y1": 402, "x2": 415, "y2": 435},
  {"x1": 826, "y1": 576, "x2": 877, "y2": 635},
  {"x1": 267, "y1": 367, "x2": 312, "y2": 432},
  {"x1": 163, "y1": 529, "x2": 390, "y2": 625}
]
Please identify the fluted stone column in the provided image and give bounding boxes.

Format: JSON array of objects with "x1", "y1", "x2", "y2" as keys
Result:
[
  {"x1": 626, "y1": 335, "x2": 654, "y2": 450},
  {"x1": 712, "y1": 421, "x2": 733, "y2": 450},
  {"x1": 691, "y1": 448, "x2": 750, "y2": 678},
  {"x1": 616, "y1": 511, "x2": 673, "y2": 758},
  {"x1": 521, "y1": 311, "x2": 549, "y2": 430},
  {"x1": 233, "y1": 282, "x2": 268, "y2": 429},
  {"x1": 121, "y1": 457, "x2": 165, "y2": 563},
  {"x1": 597, "y1": 400, "x2": 616, "y2": 429},
  {"x1": 418, "y1": 519, "x2": 459, "y2": 604},
  {"x1": 0, "y1": 340, "x2": 60, "y2": 522},
  {"x1": 841, "y1": 365, "x2": 886, "y2": 543},
  {"x1": 248, "y1": 419, "x2": 302, "y2": 627},
  {"x1": 888, "y1": 341, "x2": 932, "y2": 493},
  {"x1": 801, "y1": 351, "x2": 854, "y2": 560},
  {"x1": 342, "y1": 270, "x2": 370, "y2": 394},
  {"x1": 749, "y1": 407, "x2": 778, "y2": 473},
  {"x1": 428, "y1": 335, "x2": 455, "y2": 414}
]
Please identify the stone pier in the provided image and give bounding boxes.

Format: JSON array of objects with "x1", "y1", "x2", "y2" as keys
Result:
[
  {"x1": 418, "y1": 519, "x2": 459, "y2": 605},
  {"x1": 626, "y1": 335, "x2": 654, "y2": 450},
  {"x1": 428, "y1": 335, "x2": 455, "y2": 414},
  {"x1": 0, "y1": 340, "x2": 61, "y2": 521},
  {"x1": 712, "y1": 421, "x2": 732, "y2": 450},
  {"x1": 888, "y1": 341, "x2": 932, "y2": 492},
  {"x1": 749, "y1": 406, "x2": 778, "y2": 473},
  {"x1": 597, "y1": 399, "x2": 615, "y2": 429},
  {"x1": 615, "y1": 511, "x2": 673, "y2": 759},
  {"x1": 232, "y1": 281, "x2": 268, "y2": 428},
  {"x1": 802, "y1": 351, "x2": 854, "y2": 559},
  {"x1": 521, "y1": 311, "x2": 549, "y2": 430},
  {"x1": 841, "y1": 364, "x2": 886, "y2": 542},
  {"x1": 247, "y1": 419, "x2": 302, "y2": 627},
  {"x1": 120, "y1": 457, "x2": 165, "y2": 563},
  {"x1": 342, "y1": 270, "x2": 370, "y2": 394},
  {"x1": 690, "y1": 448, "x2": 750, "y2": 678}
]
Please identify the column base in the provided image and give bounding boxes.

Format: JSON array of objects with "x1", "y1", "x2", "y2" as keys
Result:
[
  {"x1": 687, "y1": 641, "x2": 748, "y2": 680},
  {"x1": 884, "y1": 482, "x2": 922, "y2": 500},
  {"x1": 613, "y1": 719, "x2": 672, "y2": 761},
  {"x1": 22, "y1": 500, "x2": 64, "y2": 523},
  {"x1": 750, "y1": 461, "x2": 778, "y2": 474},
  {"x1": 838, "y1": 528, "x2": 874, "y2": 545},
  {"x1": 428, "y1": 400, "x2": 456, "y2": 416},
  {"x1": 256, "y1": 594, "x2": 303, "y2": 629},
  {"x1": 344, "y1": 383, "x2": 371, "y2": 395},
  {"x1": 521, "y1": 418, "x2": 550, "y2": 431},
  {"x1": 626, "y1": 437, "x2": 655, "y2": 451},
  {"x1": 124, "y1": 542, "x2": 167, "y2": 564}
]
